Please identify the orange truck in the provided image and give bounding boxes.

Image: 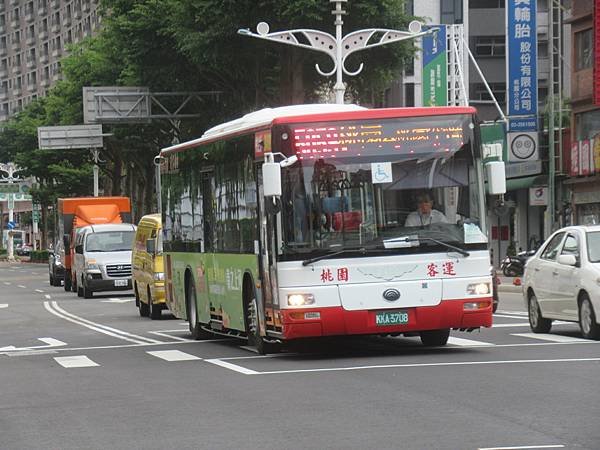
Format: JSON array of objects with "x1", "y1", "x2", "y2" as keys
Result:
[{"x1": 57, "y1": 197, "x2": 131, "y2": 291}]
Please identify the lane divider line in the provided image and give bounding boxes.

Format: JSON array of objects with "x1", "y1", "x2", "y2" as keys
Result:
[
  {"x1": 204, "y1": 358, "x2": 260, "y2": 375},
  {"x1": 49, "y1": 301, "x2": 162, "y2": 344},
  {"x1": 147, "y1": 350, "x2": 201, "y2": 361},
  {"x1": 54, "y1": 355, "x2": 99, "y2": 368},
  {"x1": 43, "y1": 301, "x2": 159, "y2": 345}
]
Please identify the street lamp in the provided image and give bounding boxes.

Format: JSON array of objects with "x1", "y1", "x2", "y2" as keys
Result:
[
  {"x1": 0, "y1": 162, "x2": 23, "y2": 262},
  {"x1": 238, "y1": 0, "x2": 430, "y2": 104}
]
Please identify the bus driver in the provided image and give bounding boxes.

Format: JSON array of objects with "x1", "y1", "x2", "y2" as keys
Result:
[{"x1": 404, "y1": 193, "x2": 449, "y2": 227}]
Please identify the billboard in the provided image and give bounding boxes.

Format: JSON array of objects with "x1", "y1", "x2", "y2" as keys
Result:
[
  {"x1": 506, "y1": 0, "x2": 538, "y2": 122},
  {"x1": 422, "y1": 25, "x2": 447, "y2": 107}
]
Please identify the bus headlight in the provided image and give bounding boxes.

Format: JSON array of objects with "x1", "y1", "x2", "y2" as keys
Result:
[
  {"x1": 287, "y1": 293, "x2": 315, "y2": 307},
  {"x1": 154, "y1": 272, "x2": 164, "y2": 281},
  {"x1": 466, "y1": 282, "x2": 491, "y2": 295}
]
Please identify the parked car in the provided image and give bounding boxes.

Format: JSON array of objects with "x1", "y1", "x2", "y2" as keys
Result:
[
  {"x1": 72, "y1": 223, "x2": 136, "y2": 298},
  {"x1": 132, "y1": 214, "x2": 165, "y2": 320},
  {"x1": 48, "y1": 240, "x2": 65, "y2": 287},
  {"x1": 16, "y1": 244, "x2": 33, "y2": 256},
  {"x1": 523, "y1": 225, "x2": 600, "y2": 340}
]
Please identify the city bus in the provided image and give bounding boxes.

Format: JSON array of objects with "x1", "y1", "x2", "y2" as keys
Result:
[{"x1": 159, "y1": 104, "x2": 506, "y2": 353}]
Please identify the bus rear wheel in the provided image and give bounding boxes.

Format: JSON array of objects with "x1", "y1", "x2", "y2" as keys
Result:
[
  {"x1": 186, "y1": 275, "x2": 211, "y2": 340},
  {"x1": 149, "y1": 287, "x2": 161, "y2": 320},
  {"x1": 245, "y1": 294, "x2": 278, "y2": 355},
  {"x1": 419, "y1": 329, "x2": 450, "y2": 346}
]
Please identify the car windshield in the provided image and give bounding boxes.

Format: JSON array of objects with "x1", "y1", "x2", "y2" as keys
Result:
[
  {"x1": 278, "y1": 113, "x2": 486, "y2": 258},
  {"x1": 85, "y1": 231, "x2": 135, "y2": 252},
  {"x1": 587, "y1": 231, "x2": 600, "y2": 263}
]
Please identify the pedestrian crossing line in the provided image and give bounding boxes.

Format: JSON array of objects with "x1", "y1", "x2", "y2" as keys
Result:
[
  {"x1": 494, "y1": 314, "x2": 529, "y2": 320},
  {"x1": 147, "y1": 350, "x2": 201, "y2": 361},
  {"x1": 511, "y1": 333, "x2": 590, "y2": 343},
  {"x1": 448, "y1": 337, "x2": 495, "y2": 347},
  {"x1": 54, "y1": 355, "x2": 99, "y2": 368}
]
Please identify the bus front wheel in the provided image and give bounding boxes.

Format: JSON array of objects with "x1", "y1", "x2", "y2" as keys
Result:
[
  {"x1": 419, "y1": 329, "x2": 450, "y2": 346},
  {"x1": 245, "y1": 294, "x2": 278, "y2": 355}
]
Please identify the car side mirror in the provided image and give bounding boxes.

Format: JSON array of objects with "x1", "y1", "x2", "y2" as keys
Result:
[
  {"x1": 75, "y1": 244, "x2": 83, "y2": 254},
  {"x1": 146, "y1": 238, "x2": 156, "y2": 254},
  {"x1": 557, "y1": 254, "x2": 577, "y2": 266}
]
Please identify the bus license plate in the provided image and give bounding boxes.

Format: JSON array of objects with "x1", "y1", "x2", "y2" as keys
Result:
[
  {"x1": 375, "y1": 310, "x2": 409, "y2": 326},
  {"x1": 114, "y1": 279, "x2": 128, "y2": 287}
]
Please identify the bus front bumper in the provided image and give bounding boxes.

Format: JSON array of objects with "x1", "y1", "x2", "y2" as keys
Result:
[{"x1": 278, "y1": 298, "x2": 493, "y2": 340}]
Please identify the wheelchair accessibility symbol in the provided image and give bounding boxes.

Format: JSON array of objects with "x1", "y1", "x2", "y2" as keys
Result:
[{"x1": 371, "y1": 162, "x2": 392, "y2": 184}]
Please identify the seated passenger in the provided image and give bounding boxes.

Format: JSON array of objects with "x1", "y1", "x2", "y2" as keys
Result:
[{"x1": 404, "y1": 193, "x2": 449, "y2": 227}]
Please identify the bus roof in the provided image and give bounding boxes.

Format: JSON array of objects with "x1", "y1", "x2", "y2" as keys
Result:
[{"x1": 160, "y1": 104, "x2": 477, "y2": 156}]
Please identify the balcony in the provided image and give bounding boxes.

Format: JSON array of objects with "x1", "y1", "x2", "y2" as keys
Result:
[
  {"x1": 27, "y1": 82, "x2": 37, "y2": 92},
  {"x1": 10, "y1": 18, "x2": 20, "y2": 28},
  {"x1": 0, "y1": 68, "x2": 7, "y2": 77},
  {"x1": 39, "y1": 30, "x2": 48, "y2": 40},
  {"x1": 51, "y1": 48, "x2": 61, "y2": 57},
  {"x1": 26, "y1": 35, "x2": 35, "y2": 45},
  {"x1": 51, "y1": 22, "x2": 60, "y2": 33},
  {"x1": 50, "y1": 0, "x2": 60, "y2": 8},
  {"x1": 25, "y1": 12, "x2": 34, "y2": 23},
  {"x1": 11, "y1": 40, "x2": 21, "y2": 51},
  {"x1": 12, "y1": 87, "x2": 22, "y2": 96},
  {"x1": 63, "y1": 16, "x2": 71, "y2": 26},
  {"x1": 40, "y1": 78, "x2": 50, "y2": 87},
  {"x1": 26, "y1": 58, "x2": 35, "y2": 69},
  {"x1": 0, "y1": 47, "x2": 6, "y2": 57},
  {"x1": 38, "y1": 7, "x2": 47, "y2": 16},
  {"x1": 12, "y1": 65, "x2": 21, "y2": 74},
  {"x1": 0, "y1": 90, "x2": 8, "y2": 100},
  {"x1": 74, "y1": 9, "x2": 82, "y2": 19},
  {"x1": 40, "y1": 54, "x2": 48, "y2": 63}
]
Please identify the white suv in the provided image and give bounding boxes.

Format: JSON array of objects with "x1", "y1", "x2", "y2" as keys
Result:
[{"x1": 73, "y1": 223, "x2": 136, "y2": 298}]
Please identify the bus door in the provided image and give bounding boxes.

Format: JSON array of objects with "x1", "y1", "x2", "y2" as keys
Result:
[
  {"x1": 256, "y1": 167, "x2": 279, "y2": 333},
  {"x1": 197, "y1": 169, "x2": 215, "y2": 325}
]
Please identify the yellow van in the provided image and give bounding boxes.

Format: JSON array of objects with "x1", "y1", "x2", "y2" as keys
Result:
[{"x1": 132, "y1": 214, "x2": 165, "y2": 319}]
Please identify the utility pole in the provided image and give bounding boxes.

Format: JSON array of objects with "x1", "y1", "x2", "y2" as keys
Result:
[
  {"x1": 238, "y1": 0, "x2": 430, "y2": 104},
  {"x1": 0, "y1": 163, "x2": 23, "y2": 262}
]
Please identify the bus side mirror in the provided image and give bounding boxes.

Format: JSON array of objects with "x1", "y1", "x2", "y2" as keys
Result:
[
  {"x1": 146, "y1": 238, "x2": 156, "y2": 255},
  {"x1": 262, "y1": 154, "x2": 282, "y2": 198},
  {"x1": 486, "y1": 161, "x2": 506, "y2": 195}
]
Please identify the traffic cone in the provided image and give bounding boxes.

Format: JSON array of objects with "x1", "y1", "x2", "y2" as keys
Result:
[{"x1": 513, "y1": 277, "x2": 522, "y2": 286}]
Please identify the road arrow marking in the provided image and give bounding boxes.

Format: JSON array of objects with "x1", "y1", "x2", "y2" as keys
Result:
[{"x1": 0, "y1": 304, "x2": 8, "y2": 308}]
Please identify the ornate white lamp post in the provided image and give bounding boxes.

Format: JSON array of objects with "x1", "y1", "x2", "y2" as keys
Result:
[
  {"x1": 238, "y1": 0, "x2": 429, "y2": 104},
  {"x1": 0, "y1": 162, "x2": 23, "y2": 261}
]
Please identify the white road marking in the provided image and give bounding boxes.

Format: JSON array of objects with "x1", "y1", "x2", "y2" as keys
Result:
[
  {"x1": 37, "y1": 338, "x2": 67, "y2": 348},
  {"x1": 511, "y1": 333, "x2": 590, "y2": 343},
  {"x1": 253, "y1": 357, "x2": 600, "y2": 375},
  {"x1": 494, "y1": 321, "x2": 571, "y2": 328},
  {"x1": 497, "y1": 310, "x2": 528, "y2": 316},
  {"x1": 0, "y1": 304, "x2": 8, "y2": 308},
  {"x1": 448, "y1": 337, "x2": 494, "y2": 347},
  {"x1": 17, "y1": 285, "x2": 26, "y2": 288},
  {"x1": 494, "y1": 314, "x2": 529, "y2": 320},
  {"x1": 100, "y1": 298, "x2": 134, "y2": 303},
  {"x1": 147, "y1": 331, "x2": 196, "y2": 342},
  {"x1": 0, "y1": 345, "x2": 17, "y2": 351},
  {"x1": 147, "y1": 350, "x2": 201, "y2": 361},
  {"x1": 54, "y1": 355, "x2": 99, "y2": 368},
  {"x1": 35, "y1": 289, "x2": 44, "y2": 293},
  {"x1": 205, "y1": 358, "x2": 260, "y2": 375},
  {"x1": 3, "y1": 282, "x2": 11, "y2": 285},
  {"x1": 479, "y1": 445, "x2": 565, "y2": 450},
  {"x1": 44, "y1": 294, "x2": 51, "y2": 299},
  {"x1": 44, "y1": 301, "x2": 162, "y2": 344}
]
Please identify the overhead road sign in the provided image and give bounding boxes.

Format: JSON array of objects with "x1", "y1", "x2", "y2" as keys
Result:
[{"x1": 38, "y1": 125, "x2": 104, "y2": 150}]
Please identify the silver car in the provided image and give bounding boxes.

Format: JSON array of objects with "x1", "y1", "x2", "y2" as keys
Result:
[{"x1": 523, "y1": 225, "x2": 600, "y2": 339}]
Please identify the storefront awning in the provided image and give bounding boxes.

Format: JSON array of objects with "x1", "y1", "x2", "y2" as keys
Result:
[{"x1": 505, "y1": 175, "x2": 547, "y2": 191}]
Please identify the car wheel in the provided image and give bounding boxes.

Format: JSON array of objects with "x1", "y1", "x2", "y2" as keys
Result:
[
  {"x1": 149, "y1": 287, "x2": 161, "y2": 320},
  {"x1": 49, "y1": 273, "x2": 54, "y2": 285},
  {"x1": 64, "y1": 274, "x2": 72, "y2": 292},
  {"x1": 528, "y1": 292, "x2": 552, "y2": 333},
  {"x1": 77, "y1": 284, "x2": 84, "y2": 297},
  {"x1": 245, "y1": 294, "x2": 278, "y2": 355},
  {"x1": 52, "y1": 274, "x2": 61, "y2": 287},
  {"x1": 83, "y1": 282, "x2": 93, "y2": 299},
  {"x1": 71, "y1": 276, "x2": 77, "y2": 293},
  {"x1": 186, "y1": 275, "x2": 211, "y2": 339},
  {"x1": 579, "y1": 294, "x2": 600, "y2": 340},
  {"x1": 419, "y1": 329, "x2": 450, "y2": 346}
]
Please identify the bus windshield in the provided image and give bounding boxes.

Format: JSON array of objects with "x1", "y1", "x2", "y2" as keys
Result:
[{"x1": 278, "y1": 113, "x2": 485, "y2": 257}]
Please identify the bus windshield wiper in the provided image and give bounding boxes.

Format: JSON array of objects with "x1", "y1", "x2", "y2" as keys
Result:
[
  {"x1": 302, "y1": 247, "x2": 369, "y2": 266},
  {"x1": 383, "y1": 235, "x2": 470, "y2": 257}
]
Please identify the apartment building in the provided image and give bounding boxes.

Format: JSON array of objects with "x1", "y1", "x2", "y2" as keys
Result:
[{"x1": 0, "y1": 0, "x2": 101, "y2": 121}]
